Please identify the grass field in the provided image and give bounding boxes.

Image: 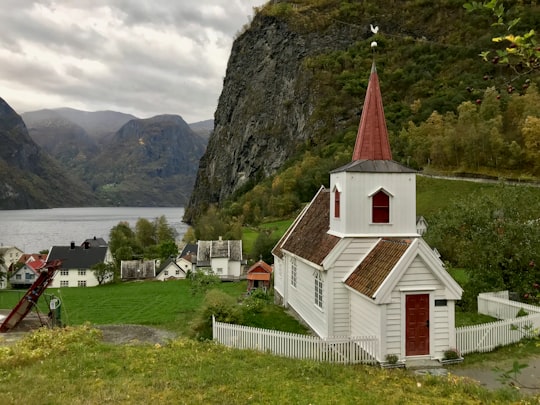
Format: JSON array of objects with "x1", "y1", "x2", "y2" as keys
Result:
[{"x1": 0, "y1": 280, "x2": 307, "y2": 336}]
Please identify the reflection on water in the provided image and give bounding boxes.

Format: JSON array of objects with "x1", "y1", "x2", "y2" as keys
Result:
[{"x1": 0, "y1": 207, "x2": 187, "y2": 253}]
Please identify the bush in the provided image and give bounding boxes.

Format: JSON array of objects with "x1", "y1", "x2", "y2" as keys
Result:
[{"x1": 189, "y1": 289, "x2": 244, "y2": 340}]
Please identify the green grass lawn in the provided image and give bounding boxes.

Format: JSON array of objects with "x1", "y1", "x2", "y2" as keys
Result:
[
  {"x1": 0, "y1": 280, "x2": 307, "y2": 336},
  {"x1": 0, "y1": 325, "x2": 529, "y2": 404}
]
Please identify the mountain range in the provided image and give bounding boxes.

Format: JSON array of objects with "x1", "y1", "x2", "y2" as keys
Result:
[{"x1": 0, "y1": 101, "x2": 209, "y2": 209}]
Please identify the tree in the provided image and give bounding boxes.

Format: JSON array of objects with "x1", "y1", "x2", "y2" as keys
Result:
[
  {"x1": 91, "y1": 262, "x2": 117, "y2": 285},
  {"x1": 154, "y1": 215, "x2": 177, "y2": 244},
  {"x1": 109, "y1": 221, "x2": 137, "y2": 259},
  {"x1": 135, "y1": 218, "x2": 156, "y2": 247},
  {"x1": 425, "y1": 184, "x2": 540, "y2": 310},
  {"x1": 158, "y1": 240, "x2": 178, "y2": 262},
  {"x1": 464, "y1": 1, "x2": 539, "y2": 83}
]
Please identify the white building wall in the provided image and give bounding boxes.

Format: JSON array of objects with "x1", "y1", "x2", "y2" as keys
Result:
[
  {"x1": 330, "y1": 172, "x2": 417, "y2": 237},
  {"x1": 286, "y1": 256, "x2": 327, "y2": 337},
  {"x1": 273, "y1": 257, "x2": 285, "y2": 303},
  {"x1": 211, "y1": 257, "x2": 229, "y2": 276},
  {"x1": 49, "y1": 268, "x2": 101, "y2": 288},
  {"x1": 329, "y1": 238, "x2": 378, "y2": 336}
]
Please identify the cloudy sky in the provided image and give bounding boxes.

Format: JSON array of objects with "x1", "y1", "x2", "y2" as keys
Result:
[{"x1": 0, "y1": 0, "x2": 266, "y2": 123}]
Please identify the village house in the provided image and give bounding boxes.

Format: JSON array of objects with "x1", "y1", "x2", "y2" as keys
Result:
[
  {"x1": 196, "y1": 237, "x2": 244, "y2": 280},
  {"x1": 156, "y1": 258, "x2": 187, "y2": 281},
  {"x1": 47, "y1": 241, "x2": 114, "y2": 287},
  {"x1": 272, "y1": 62, "x2": 463, "y2": 363},
  {"x1": 9, "y1": 258, "x2": 46, "y2": 289},
  {"x1": 0, "y1": 246, "x2": 24, "y2": 272},
  {"x1": 246, "y1": 260, "x2": 273, "y2": 293}
]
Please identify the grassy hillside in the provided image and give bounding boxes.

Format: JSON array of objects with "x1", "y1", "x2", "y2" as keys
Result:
[{"x1": 0, "y1": 327, "x2": 532, "y2": 404}]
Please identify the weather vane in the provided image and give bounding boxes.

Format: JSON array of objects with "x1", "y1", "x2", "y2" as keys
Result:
[{"x1": 370, "y1": 23, "x2": 379, "y2": 51}]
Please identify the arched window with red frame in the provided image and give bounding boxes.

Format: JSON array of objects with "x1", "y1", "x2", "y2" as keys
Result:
[
  {"x1": 372, "y1": 190, "x2": 390, "y2": 223},
  {"x1": 334, "y1": 189, "x2": 340, "y2": 218}
]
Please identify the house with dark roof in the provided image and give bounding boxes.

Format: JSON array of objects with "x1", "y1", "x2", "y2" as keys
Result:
[
  {"x1": 46, "y1": 241, "x2": 114, "y2": 287},
  {"x1": 272, "y1": 62, "x2": 462, "y2": 363},
  {"x1": 197, "y1": 237, "x2": 243, "y2": 280}
]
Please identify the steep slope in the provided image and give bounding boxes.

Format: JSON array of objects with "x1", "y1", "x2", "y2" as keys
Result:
[
  {"x1": 184, "y1": 0, "x2": 539, "y2": 223},
  {"x1": 89, "y1": 115, "x2": 207, "y2": 206},
  {"x1": 0, "y1": 98, "x2": 98, "y2": 209}
]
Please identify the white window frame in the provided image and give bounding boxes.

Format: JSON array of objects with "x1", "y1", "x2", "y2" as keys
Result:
[
  {"x1": 291, "y1": 257, "x2": 297, "y2": 288},
  {"x1": 60, "y1": 280, "x2": 69, "y2": 287},
  {"x1": 78, "y1": 280, "x2": 87, "y2": 287},
  {"x1": 314, "y1": 272, "x2": 323, "y2": 309},
  {"x1": 60, "y1": 269, "x2": 69, "y2": 276},
  {"x1": 78, "y1": 269, "x2": 86, "y2": 276}
]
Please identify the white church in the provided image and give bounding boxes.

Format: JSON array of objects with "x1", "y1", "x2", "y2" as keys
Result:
[{"x1": 272, "y1": 62, "x2": 463, "y2": 363}]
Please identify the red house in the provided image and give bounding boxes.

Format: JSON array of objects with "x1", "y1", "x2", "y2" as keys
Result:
[{"x1": 246, "y1": 260, "x2": 273, "y2": 292}]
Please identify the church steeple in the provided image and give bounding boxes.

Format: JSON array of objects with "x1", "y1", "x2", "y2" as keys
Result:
[{"x1": 351, "y1": 62, "x2": 392, "y2": 161}]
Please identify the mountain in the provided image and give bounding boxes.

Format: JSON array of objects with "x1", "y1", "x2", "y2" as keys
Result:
[
  {"x1": 189, "y1": 119, "x2": 214, "y2": 141},
  {"x1": 22, "y1": 109, "x2": 99, "y2": 171},
  {"x1": 88, "y1": 114, "x2": 207, "y2": 206},
  {"x1": 184, "y1": 0, "x2": 540, "y2": 223},
  {"x1": 20, "y1": 108, "x2": 208, "y2": 207},
  {"x1": 0, "y1": 98, "x2": 98, "y2": 209}
]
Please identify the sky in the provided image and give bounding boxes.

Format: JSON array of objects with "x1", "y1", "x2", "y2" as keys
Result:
[{"x1": 0, "y1": 0, "x2": 266, "y2": 123}]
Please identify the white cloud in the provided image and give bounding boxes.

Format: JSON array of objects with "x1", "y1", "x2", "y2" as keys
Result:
[{"x1": 0, "y1": 0, "x2": 265, "y2": 123}]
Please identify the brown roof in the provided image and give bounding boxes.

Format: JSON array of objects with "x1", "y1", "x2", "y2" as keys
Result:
[
  {"x1": 352, "y1": 62, "x2": 392, "y2": 161},
  {"x1": 345, "y1": 238, "x2": 411, "y2": 298},
  {"x1": 247, "y1": 260, "x2": 272, "y2": 275},
  {"x1": 276, "y1": 188, "x2": 340, "y2": 266}
]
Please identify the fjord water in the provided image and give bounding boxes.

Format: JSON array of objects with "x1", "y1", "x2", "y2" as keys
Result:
[{"x1": 0, "y1": 207, "x2": 188, "y2": 254}]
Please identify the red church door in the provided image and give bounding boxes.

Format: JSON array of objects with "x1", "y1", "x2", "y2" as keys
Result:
[{"x1": 405, "y1": 294, "x2": 430, "y2": 356}]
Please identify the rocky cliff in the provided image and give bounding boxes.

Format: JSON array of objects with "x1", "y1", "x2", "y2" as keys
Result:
[
  {"x1": 0, "y1": 98, "x2": 98, "y2": 209},
  {"x1": 184, "y1": 13, "x2": 366, "y2": 222}
]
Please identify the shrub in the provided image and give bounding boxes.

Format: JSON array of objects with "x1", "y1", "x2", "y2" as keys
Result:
[
  {"x1": 189, "y1": 289, "x2": 244, "y2": 340},
  {"x1": 443, "y1": 348, "x2": 461, "y2": 360}
]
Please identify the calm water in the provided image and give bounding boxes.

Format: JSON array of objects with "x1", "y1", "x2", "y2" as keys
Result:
[{"x1": 0, "y1": 207, "x2": 188, "y2": 254}]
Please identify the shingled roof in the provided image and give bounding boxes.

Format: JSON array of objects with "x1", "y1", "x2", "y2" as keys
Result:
[
  {"x1": 275, "y1": 188, "x2": 340, "y2": 266},
  {"x1": 352, "y1": 62, "x2": 392, "y2": 161},
  {"x1": 345, "y1": 238, "x2": 411, "y2": 298}
]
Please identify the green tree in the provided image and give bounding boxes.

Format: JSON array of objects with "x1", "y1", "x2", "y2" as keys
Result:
[
  {"x1": 158, "y1": 240, "x2": 178, "y2": 262},
  {"x1": 135, "y1": 218, "x2": 156, "y2": 247},
  {"x1": 251, "y1": 231, "x2": 279, "y2": 264},
  {"x1": 425, "y1": 184, "x2": 540, "y2": 310},
  {"x1": 154, "y1": 215, "x2": 176, "y2": 244},
  {"x1": 91, "y1": 262, "x2": 117, "y2": 285},
  {"x1": 109, "y1": 222, "x2": 137, "y2": 257}
]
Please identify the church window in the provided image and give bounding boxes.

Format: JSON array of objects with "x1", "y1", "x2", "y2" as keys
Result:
[
  {"x1": 334, "y1": 190, "x2": 341, "y2": 218},
  {"x1": 314, "y1": 272, "x2": 323, "y2": 308},
  {"x1": 372, "y1": 190, "x2": 390, "y2": 223},
  {"x1": 291, "y1": 257, "x2": 297, "y2": 288}
]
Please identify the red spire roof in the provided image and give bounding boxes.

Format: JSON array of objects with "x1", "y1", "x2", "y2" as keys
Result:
[{"x1": 352, "y1": 62, "x2": 392, "y2": 161}]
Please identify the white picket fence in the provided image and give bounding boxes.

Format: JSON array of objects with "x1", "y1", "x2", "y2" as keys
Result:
[
  {"x1": 456, "y1": 291, "x2": 540, "y2": 355},
  {"x1": 212, "y1": 316, "x2": 378, "y2": 364},
  {"x1": 213, "y1": 292, "x2": 540, "y2": 362}
]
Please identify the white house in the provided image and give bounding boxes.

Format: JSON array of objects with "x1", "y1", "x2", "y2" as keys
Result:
[
  {"x1": 197, "y1": 238, "x2": 243, "y2": 280},
  {"x1": 273, "y1": 62, "x2": 462, "y2": 363},
  {"x1": 47, "y1": 242, "x2": 114, "y2": 287},
  {"x1": 0, "y1": 246, "x2": 24, "y2": 271},
  {"x1": 156, "y1": 258, "x2": 187, "y2": 281}
]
